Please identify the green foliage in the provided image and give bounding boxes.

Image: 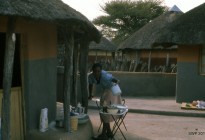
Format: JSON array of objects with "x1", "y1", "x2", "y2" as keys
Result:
[{"x1": 93, "y1": 0, "x2": 168, "y2": 44}]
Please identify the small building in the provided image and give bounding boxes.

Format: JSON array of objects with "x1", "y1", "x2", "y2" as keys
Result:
[
  {"x1": 0, "y1": 0, "x2": 100, "y2": 139},
  {"x1": 152, "y1": 3, "x2": 205, "y2": 102},
  {"x1": 118, "y1": 5, "x2": 183, "y2": 72},
  {"x1": 88, "y1": 37, "x2": 117, "y2": 71}
]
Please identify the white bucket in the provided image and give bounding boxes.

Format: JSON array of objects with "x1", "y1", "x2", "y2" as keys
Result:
[
  {"x1": 39, "y1": 108, "x2": 48, "y2": 132},
  {"x1": 111, "y1": 84, "x2": 122, "y2": 96}
]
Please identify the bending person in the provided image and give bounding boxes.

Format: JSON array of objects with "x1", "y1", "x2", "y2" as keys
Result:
[{"x1": 89, "y1": 63, "x2": 121, "y2": 140}]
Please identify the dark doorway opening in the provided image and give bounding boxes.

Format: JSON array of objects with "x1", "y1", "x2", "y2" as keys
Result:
[{"x1": 0, "y1": 32, "x2": 21, "y2": 89}]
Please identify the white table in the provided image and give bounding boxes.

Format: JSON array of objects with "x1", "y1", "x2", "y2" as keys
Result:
[{"x1": 99, "y1": 107, "x2": 128, "y2": 140}]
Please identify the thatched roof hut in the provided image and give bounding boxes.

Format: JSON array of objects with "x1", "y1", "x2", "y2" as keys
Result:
[
  {"x1": 0, "y1": 0, "x2": 101, "y2": 42},
  {"x1": 153, "y1": 3, "x2": 205, "y2": 46},
  {"x1": 0, "y1": 0, "x2": 101, "y2": 137},
  {"x1": 118, "y1": 6, "x2": 183, "y2": 50},
  {"x1": 89, "y1": 37, "x2": 117, "y2": 52},
  {"x1": 150, "y1": 3, "x2": 205, "y2": 103},
  {"x1": 88, "y1": 37, "x2": 117, "y2": 71}
]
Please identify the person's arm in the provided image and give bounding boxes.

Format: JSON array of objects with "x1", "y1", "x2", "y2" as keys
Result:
[{"x1": 111, "y1": 77, "x2": 119, "y2": 84}]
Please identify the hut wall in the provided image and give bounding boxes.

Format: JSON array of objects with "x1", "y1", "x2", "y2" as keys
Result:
[
  {"x1": 88, "y1": 50, "x2": 114, "y2": 70},
  {"x1": 57, "y1": 68, "x2": 176, "y2": 98},
  {"x1": 176, "y1": 45, "x2": 205, "y2": 102},
  {"x1": 124, "y1": 49, "x2": 177, "y2": 59},
  {"x1": 0, "y1": 16, "x2": 7, "y2": 31},
  {"x1": 123, "y1": 49, "x2": 177, "y2": 68},
  {"x1": 22, "y1": 20, "x2": 57, "y2": 131},
  {"x1": 88, "y1": 50, "x2": 113, "y2": 61},
  {"x1": 89, "y1": 72, "x2": 176, "y2": 97},
  {"x1": 0, "y1": 16, "x2": 57, "y2": 130}
]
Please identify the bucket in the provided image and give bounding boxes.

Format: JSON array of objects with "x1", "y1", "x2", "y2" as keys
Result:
[{"x1": 71, "y1": 116, "x2": 78, "y2": 131}]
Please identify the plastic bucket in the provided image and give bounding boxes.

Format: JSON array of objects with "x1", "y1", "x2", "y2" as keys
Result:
[{"x1": 71, "y1": 116, "x2": 78, "y2": 131}]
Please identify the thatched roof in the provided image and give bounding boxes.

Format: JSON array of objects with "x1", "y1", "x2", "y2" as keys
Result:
[
  {"x1": 0, "y1": 0, "x2": 101, "y2": 42},
  {"x1": 153, "y1": 3, "x2": 205, "y2": 46},
  {"x1": 89, "y1": 37, "x2": 117, "y2": 52},
  {"x1": 169, "y1": 5, "x2": 182, "y2": 13},
  {"x1": 118, "y1": 8, "x2": 183, "y2": 50}
]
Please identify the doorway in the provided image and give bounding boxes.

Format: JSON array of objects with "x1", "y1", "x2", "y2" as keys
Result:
[{"x1": 0, "y1": 33, "x2": 21, "y2": 88}]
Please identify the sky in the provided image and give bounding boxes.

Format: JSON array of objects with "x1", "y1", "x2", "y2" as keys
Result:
[{"x1": 62, "y1": 0, "x2": 205, "y2": 20}]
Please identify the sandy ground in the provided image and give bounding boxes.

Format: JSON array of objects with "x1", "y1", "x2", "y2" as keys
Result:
[{"x1": 88, "y1": 109, "x2": 205, "y2": 140}]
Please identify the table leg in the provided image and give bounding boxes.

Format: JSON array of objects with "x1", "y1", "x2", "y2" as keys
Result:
[{"x1": 111, "y1": 114, "x2": 127, "y2": 140}]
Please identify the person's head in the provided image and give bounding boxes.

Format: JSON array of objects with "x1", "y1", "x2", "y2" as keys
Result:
[{"x1": 92, "y1": 63, "x2": 102, "y2": 79}]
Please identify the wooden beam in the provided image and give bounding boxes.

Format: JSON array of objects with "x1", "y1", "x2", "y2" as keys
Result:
[
  {"x1": 79, "y1": 40, "x2": 89, "y2": 113},
  {"x1": 71, "y1": 42, "x2": 79, "y2": 107},
  {"x1": 166, "y1": 52, "x2": 170, "y2": 67},
  {"x1": 133, "y1": 51, "x2": 139, "y2": 72},
  {"x1": 148, "y1": 51, "x2": 152, "y2": 72},
  {"x1": 106, "y1": 51, "x2": 108, "y2": 61},
  {"x1": 63, "y1": 31, "x2": 74, "y2": 132},
  {"x1": 95, "y1": 50, "x2": 97, "y2": 62},
  {"x1": 2, "y1": 17, "x2": 16, "y2": 140}
]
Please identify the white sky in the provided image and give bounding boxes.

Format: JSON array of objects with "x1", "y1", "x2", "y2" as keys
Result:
[{"x1": 62, "y1": 0, "x2": 205, "y2": 20}]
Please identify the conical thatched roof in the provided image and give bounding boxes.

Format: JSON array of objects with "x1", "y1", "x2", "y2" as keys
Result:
[
  {"x1": 89, "y1": 37, "x2": 117, "y2": 52},
  {"x1": 169, "y1": 5, "x2": 182, "y2": 13},
  {"x1": 0, "y1": 0, "x2": 101, "y2": 42},
  {"x1": 118, "y1": 7, "x2": 183, "y2": 50},
  {"x1": 153, "y1": 3, "x2": 205, "y2": 46}
]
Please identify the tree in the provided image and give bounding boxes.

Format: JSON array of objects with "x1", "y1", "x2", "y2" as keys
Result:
[{"x1": 93, "y1": 0, "x2": 168, "y2": 44}]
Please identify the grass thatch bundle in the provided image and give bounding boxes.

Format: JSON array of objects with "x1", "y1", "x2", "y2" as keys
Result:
[
  {"x1": 0, "y1": 0, "x2": 101, "y2": 42},
  {"x1": 89, "y1": 37, "x2": 117, "y2": 52}
]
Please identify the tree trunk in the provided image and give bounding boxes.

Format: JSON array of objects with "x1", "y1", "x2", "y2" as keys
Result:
[
  {"x1": 79, "y1": 40, "x2": 89, "y2": 113},
  {"x1": 63, "y1": 31, "x2": 74, "y2": 132},
  {"x1": 2, "y1": 18, "x2": 16, "y2": 140}
]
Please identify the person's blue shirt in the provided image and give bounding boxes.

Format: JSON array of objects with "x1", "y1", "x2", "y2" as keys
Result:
[{"x1": 88, "y1": 70, "x2": 114, "y2": 90}]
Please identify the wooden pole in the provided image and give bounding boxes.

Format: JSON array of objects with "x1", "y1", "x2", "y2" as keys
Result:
[
  {"x1": 105, "y1": 51, "x2": 108, "y2": 61},
  {"x1": 166, "y1": 52, "x2": 169, "y2": 67},
  {"x1": 79, "y1": 39, "x2": 89, "y2": 113},
  {"x1": 133, "y1": 51, "x2": 139, "y2": 72},
  {"x1": 71, "y1": 42, "x2": 79, "y2": 107},
  {"x1": 116, "y1": 51, "x2": 120, "y2": 71},
  {"x1": 95, "y1": 50, "x2": 97, "y2": 62},
  {"x1": 2, "y1": 17, "x2": 16, "y2": 140},
  {"x1": 63, "y1": 31, "x2": 74, "y2": 132},
  {"x1": 148, "y1": 51, "x2": 151, "y2": 72}
]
